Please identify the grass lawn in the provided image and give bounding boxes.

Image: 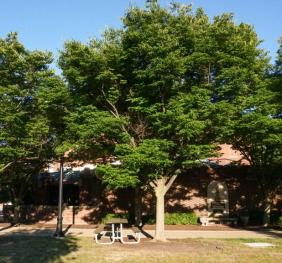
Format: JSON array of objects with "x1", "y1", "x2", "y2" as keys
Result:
[{"x1": 0, "y1": 235, "x2": 281, "y2": 263}]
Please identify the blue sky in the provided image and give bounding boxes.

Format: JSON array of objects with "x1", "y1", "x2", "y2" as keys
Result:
[{"x1": 1, "y1": 0, "x2": 281, "y2": 71}]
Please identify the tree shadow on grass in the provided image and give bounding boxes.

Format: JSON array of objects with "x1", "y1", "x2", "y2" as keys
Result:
[
  {"x1": 227, "y1": 225, "x2": 282, "y2": 239},
  {"x1": 0, "y1": 230, "x2": 78, "y2": 263}
]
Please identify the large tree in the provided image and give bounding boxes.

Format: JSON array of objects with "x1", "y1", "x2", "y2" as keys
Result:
[
  {"x1": 59, "y1": 1, "x2": 271, "y2": 239},
  {"x1": 272, "y1": 37, "x2": 282, "y2": 112},
  {"x1": 213, "y1": 36, "x2": 282, "y2": 224},
  {"x1": 59, "y1": 2, "x2": 217, "y2": 241},
  {"x1": 0, "y1": 33, "x2": 70, "y2": 222}
]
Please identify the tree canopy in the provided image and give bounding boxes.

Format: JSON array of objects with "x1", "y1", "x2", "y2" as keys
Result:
[
  {"x1": 58, "y1": 1, "x2": 279, "y2": 238},
  {"x1": 0, "y1": 0, "x2": 281, "y2": 232},
  {"x1": 0, "y1": 33, "x2": 70, "y2": 220}
]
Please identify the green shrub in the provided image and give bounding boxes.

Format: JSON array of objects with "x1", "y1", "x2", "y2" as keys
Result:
[
  {"x1": 142, "y1": 214, "x2": 156, "y2": 225},
  {"x1": 101, "y1": 213, "x2": 128, "y2": 224},
  {"x1": 164, "y1": 212, "x2": 198, "y2": 225},
  {"x1": 270, "y1": 212, "x2": 282, "y2": 225},
  {"x1": 278, "y1": 216, "x2": 282, "y2": 226},
  {"x1": 248, "y1": 210, "x2": 264, "y2": 225},
  {"x1": 142, "y1": 212, "x2": 198, "y2": 225}
]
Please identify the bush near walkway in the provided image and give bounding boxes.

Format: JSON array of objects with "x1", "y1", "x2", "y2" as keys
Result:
[{"x1": 143, "y1": 212, "x2": 198, "y2": 225}]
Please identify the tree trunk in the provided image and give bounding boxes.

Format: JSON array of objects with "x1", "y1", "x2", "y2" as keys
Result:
[
  {"x1": 154, "y1": 187, "x2": 165, "y2": 241},
  {"x1": 255, "y1": 170, "x2": 271, "y2": 226},
  {"x1": 11, "y1": 182, "x2": 26, "y2": 225},
  {"x1": 13, "y1": 197, "x2": 22, "y2": 225},
  {"x1": 263, "y1": 196, "x2": 272, "y2": 226},
  {"x1": 263, "y1": 202, "x2": 271, "y2": 226},
  {"x1": 134, "y1": 186, "x2": 142, "y2": 226},
  {"x1": 151, "y1": 172, "x2": 179, "y2": 241}
]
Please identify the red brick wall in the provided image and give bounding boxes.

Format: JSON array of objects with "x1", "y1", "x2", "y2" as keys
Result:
[{"x1": 2, "y1": 166, "x2": 281, "y2": 224}]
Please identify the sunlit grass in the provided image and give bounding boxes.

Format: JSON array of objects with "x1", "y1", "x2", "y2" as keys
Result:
[{"x1": 0, "y1": 236, "x2": 281, "y2": 263}]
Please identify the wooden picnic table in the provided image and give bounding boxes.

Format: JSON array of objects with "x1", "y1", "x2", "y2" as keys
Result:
[
  {"x1": 107, "y1": 218, "x2": 128, "y2": 243},
  {"x1": 106, "y1": 218, "x2": 128, "y2": 224},
  {"x1": 94, "y1": 217, "x2": 141, "y2": 244}
]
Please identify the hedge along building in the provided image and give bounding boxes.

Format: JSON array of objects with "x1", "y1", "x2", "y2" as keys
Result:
[{"x1": 1, "y1": 144, "x2": 281, "y2": 225}]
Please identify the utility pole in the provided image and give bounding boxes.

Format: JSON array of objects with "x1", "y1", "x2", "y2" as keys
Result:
[{"x1": 54, "y1": 157, "x2": 64, "y2": 237}]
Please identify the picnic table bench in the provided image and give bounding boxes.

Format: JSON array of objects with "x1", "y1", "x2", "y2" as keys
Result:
[
  {"x1": 94, "y1": 218, "x2": 141, "y2": 244},
  {"x1": 200, "y1": 216, "x2": 238, "y2": 226}
]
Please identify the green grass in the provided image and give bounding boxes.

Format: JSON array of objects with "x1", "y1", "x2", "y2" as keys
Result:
[
  {"x1": 143, "y1": 212, "x2": 198, "y2": 225},
  {"x1": 0, "y1": 235, "x2": 281, "y2": 263},
  {"x1": 164, "y1": 212, "x2": 198, "y2": 225},
  {"x1": 101, "y1": 213, "x2": 128, "y2": 224}
]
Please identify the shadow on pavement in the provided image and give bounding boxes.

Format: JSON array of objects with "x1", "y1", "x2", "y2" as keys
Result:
[
  {"x1": 139, "y1": 227, "x2": 154, "y2": 239},
  {"x1": 227, "y1": 225, "x2": 282, "y2": 239},
  {"x1": 247, "y1": 227, "x2": 282, "y2": 239},
  {"x1": 0, "y1": 224, "x2": 13, "y2": 232}
]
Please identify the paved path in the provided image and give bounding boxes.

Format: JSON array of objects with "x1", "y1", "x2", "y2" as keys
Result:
[{"x1": 0, "y1": 225, "x2": 281, "y2": 239}]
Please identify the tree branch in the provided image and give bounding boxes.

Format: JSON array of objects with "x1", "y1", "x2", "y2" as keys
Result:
[
  {"x1": 1, "y1": 161, "x2": 14, "y2": 171},
  {"x1": 149, "y1": 180, "x2": 157, "y2": 188},
  {"x1": 164, "y1": 169, "x2": 181, "y2": 194},
  {"x1": 1, "y1": 157, "x2": 41, "y2": 172},
  {"x1": 100, "y1": 84, "x2": 136, "y2": 147},
  {"x1": 101, "y1": 84, "x2": 119, "y2": 118}
]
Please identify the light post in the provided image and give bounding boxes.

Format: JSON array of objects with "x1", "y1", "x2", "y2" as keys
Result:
[{"x1": 54, "y1": 156, "x2": 64, "y2": 237}]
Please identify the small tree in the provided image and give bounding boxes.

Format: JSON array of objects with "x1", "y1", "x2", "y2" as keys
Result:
[{"x1": 0, "y1": 33, "x2": 70, "y2": 222}]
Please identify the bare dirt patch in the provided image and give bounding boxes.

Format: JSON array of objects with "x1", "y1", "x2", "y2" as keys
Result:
[{"x1": 99, "y1": 239, "x2": 232, "y2": 262}]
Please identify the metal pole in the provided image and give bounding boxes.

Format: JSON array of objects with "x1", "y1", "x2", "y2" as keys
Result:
[{"x1": 54, "y1": 157, "x2": 64, "y2": 237}]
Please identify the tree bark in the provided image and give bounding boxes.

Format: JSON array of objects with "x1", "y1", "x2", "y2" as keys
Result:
[
  {"x1": 151, "y1": 172, "x2": 179, "y2": 241},
  {"x1": 263, "y1": 199, "x2": 271, "y2": 226},
  {"x1": 134, "y1": 186, "x2": 142, "y2": 226},
  {"x1": 10, "y1": 177, "x2": 29, "y2": 225},
  {"x1": 263, "y1": 193, "x2": 274, "y2": 226},
  {"x1": 13, "y1": 197, "x2": 22, "y2": 225},
  {"x1": 154, "y1": 185, "x2": 165, "y2": 241},
  {"x1": 255, "y1": 170, "x2": 272, "y2": 226}
]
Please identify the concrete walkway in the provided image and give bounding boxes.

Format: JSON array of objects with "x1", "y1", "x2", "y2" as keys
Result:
[{"x1": 0, "y1": 224, "x2": 281, "y2": 239}]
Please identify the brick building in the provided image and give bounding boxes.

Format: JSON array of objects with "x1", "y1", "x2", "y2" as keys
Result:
[{"x1": 1, "y1": 145, "x2": 281, "y2": 225}]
